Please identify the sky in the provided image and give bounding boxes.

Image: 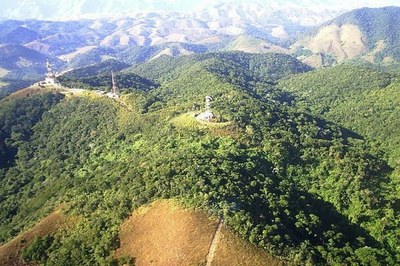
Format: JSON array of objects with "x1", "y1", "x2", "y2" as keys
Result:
[{"x1": 0, "y1": 0, "x2": 399, "y2": 20}]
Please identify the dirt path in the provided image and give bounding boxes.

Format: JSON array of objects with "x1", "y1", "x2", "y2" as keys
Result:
[{"x1": 205, "y1": 218, "x2": 223, "y2": 266}]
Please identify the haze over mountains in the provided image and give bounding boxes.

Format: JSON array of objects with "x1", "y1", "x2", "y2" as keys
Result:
[
  {"x1": 1, "y1": 2, "x2": 339, "y2": 92},
  {"x1": 0, "y1": 3, "x2": 399, "y2": 81},
  {"x1": 1, "y1": 1, "x2": 400, "y2": 265},
  {"x1": 0, "y1": 2, "x2": 399, "y2": 83},
  {"x1": 2, "y1": 0, "x2": 400, "y2": 20},
  {"x1": 0, "y1": 2, "x2": 399, "y2": 100}
]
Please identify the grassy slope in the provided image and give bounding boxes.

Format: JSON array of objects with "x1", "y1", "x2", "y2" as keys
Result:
[
  {"x1": 215, "y1": 227, "x2": 283, "y2": 266},
  {"x1": 116, "y1": 199, "x2": 282, "y2": 266},
  {"x1": 292, "y1": 7, "x2": 400, "y2": 68},
  {"x1": 0, "y1": 210, "x2": 68, "y2": 266},
  {"x1": 333, "y1": 7, "x2": 400, "y2": 58}
]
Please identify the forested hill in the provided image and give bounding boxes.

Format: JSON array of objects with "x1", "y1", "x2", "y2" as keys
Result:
[
  {"x1": 62, "y1": 59, "x2": 131, "y2": 79},
  {"x1": 332, "y1": 7, "x2": 400, "y2": 57},
  {"x1": 57, "y1": 56, "x2": 157, "y2": 92},
  {"x1": 129, "y1": 52, "x2": 312, "y2": 82},
  {"x1": 279, "y1": 64, "x2": 400, "y2": 261},
  {"x1": 59, "y1": 51, "x2": 311, "y2": 97},
  {"x1": 0, "y1": 52, "x2": 399, "y2": 265},
  {"x1": 279, "y1": 65, "x2": 399, "y2": 165},
  {"x1": 292, "y1": 6, "x2": 400, "y2": 66}
]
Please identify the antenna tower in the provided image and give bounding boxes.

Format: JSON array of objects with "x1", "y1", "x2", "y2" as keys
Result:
[
  {"x1": 111, "y1": 71, "x2": 119, "y2": 95},
  {"x1": 205, "y1": 96, "x2": 212, "y2": 112}
]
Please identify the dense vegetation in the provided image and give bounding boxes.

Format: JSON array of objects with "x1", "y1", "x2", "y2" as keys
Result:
[
  {"x1": 63, "y1": 59, "x2": 131, "y2": 79},
  {"x1": 58, "y1": 72, "x2": 159, "y2": 92},
  {"x1": 1, "y1": 53, "x2": 399, "y2": 265},
  {"x1": 0, "y1": 92, "x2": 64, "y2": 169},
  {"x1": 279, "y1": 65, "x2": 399, "y2": 165},
  {"x1": 279, "y1": 64, "x2": 400, "y2": 261}
]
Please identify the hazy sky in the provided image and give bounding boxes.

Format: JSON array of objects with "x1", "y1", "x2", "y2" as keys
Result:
[{"x1": 1, "y1": 0, "x2": 399, "y2": 20}]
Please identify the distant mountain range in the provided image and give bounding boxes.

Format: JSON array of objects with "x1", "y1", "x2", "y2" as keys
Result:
[
  {"x1": 1, "y1": 4, "x2": 400, "y2": 265},
  {"x1": 292, "y1": 6, "x2": 400, "y2": 66},
  {"x1": 0, "y1": 4, "x2": 399, "y2": 92}
]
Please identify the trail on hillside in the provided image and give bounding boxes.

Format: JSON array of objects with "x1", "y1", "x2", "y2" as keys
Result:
[
  {"x1": 205, "y1": 218, "x2": 223, "y2": 266},
  {"x1": 58, "y1": 86, "x2": 132, "y2": 110}
]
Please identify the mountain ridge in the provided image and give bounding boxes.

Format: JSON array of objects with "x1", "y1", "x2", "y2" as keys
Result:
[
  {"x1": 0, "y1": 50, "x2": 399, "y2": 264},
  {"x1": 0, "y1": 5, "x2": 399, "y2": 93}
]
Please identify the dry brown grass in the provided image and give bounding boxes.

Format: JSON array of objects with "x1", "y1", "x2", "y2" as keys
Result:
[
  {"x1": 5, "y1": 86, "x2": 47, "y2": 100},
  {"x1": 116, "y1": 200, "x2": 283, "y2": 266},
  {"x1": 339, "y1": 24, "x2": 367, "y2": 58},
  {"x1": 294, "y1": 23, "x2": 367, "y2": 66},
  {"x1": 4, "y1": 86, "x2": 67, "y2": 102},
  {"x1": 0, "y1": 210, "x2": 67, "y2": 266},
  {"x1": 228, "y1": 35, "x2": 289, "y2": 54},
  {"x1": 301, "y1": 54, "x2": 325, "y2": 68},
  {"x1": 116, "y1": 200, "x2": 217, "y2": 266},
  {"x1": 214, "y1": 227, "x2": 283, "y2": 266}
]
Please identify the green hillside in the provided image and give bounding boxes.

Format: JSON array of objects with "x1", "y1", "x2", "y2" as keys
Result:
[
  {"x1": 63, "y1": 59, "x2": 131, "y2": 79},
  {"x1": 58, "y1": 59, "x2": 158, "y2": 93},
  {"x1": 129, "y1": 51, "x2": 311, "y2": 83},
  {"x1": 333, "y1": 7, "x2": 400, "y2": 60},
  {"x1": 279, "y1": 65, "x2": 399, "y2": 165},
  {"x1": 0, "y1": 53, "x2": 399, "y2": 265},
  {"x1": 279, "y1": 64, "x2": 400, "y2": 259}
]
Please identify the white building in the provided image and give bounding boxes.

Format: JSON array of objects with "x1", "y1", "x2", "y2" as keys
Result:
[{"x1": 197, "y1": 96, "x2": 215, "y2": 121}]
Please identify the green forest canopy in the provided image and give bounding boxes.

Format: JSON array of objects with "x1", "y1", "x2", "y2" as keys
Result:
[{"x1": 0, "y1": 52, "x2": 399, "y2": 265}]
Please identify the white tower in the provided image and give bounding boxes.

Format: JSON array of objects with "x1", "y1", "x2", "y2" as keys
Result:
[
  {"x1": 205, "y1": 96, "x2": 212, "y2": 113},
  {"x1": 197, "y1": 95, "x2": 215, "y2": 121}
]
